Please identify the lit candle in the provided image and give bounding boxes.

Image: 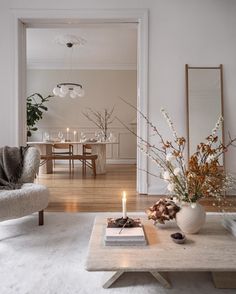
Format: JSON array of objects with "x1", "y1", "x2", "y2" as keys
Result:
[
  {"x1": 66, "y1": 127, "x2": 69, "y2": 141},
  {"x1": 122, "y1": 191, "x2": 127, "y2": 219},
  {"x1": 73, "y1": 130, "x2": 77, "y2": 142}
]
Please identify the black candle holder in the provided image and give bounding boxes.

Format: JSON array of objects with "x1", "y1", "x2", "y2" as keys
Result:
[{"x1": 114, "y1": 217, "x2": 135, "y2": 228}]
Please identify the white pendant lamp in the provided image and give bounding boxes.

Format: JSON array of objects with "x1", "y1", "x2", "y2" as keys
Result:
[{"x1": 52, "y1": 34, "x2": 86, "y2": 98}]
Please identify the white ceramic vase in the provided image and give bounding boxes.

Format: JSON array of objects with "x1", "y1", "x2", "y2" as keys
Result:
[{"x1": 176, "y1": 202, "x2": 206, "y2": 234}]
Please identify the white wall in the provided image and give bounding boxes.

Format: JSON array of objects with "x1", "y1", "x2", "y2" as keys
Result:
[
  {"x1": 27, "y1": 69, "x2": 137, "y2": 129},
  {"x1": 27, "y1": 69, "x2": 137, "y2": 163},
  {"x1": 1, "y1": 0, "x2": 236, "y2": 194}
]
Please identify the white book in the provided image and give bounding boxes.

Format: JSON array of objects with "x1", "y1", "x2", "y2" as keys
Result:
[
  {"x1": 105, "y1": 236, "x2": 145, "y2": 242},
  {"x1": 105, "y1": 239, "x2": 147, "y2": 246},
  {"x1": 105, "y1": 227, "x2": 145, "y2": 240}
]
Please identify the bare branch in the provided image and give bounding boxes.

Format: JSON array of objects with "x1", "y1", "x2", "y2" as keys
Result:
[
  {"x1": 83, "y1": 106, "x2": 115, "y2": 140},
  {"x1": 82, "y1": 111, "x2": 102, "y2": 129},
  {"x1": 118, "y1": 96, "x2": 166, "y2": 146}
]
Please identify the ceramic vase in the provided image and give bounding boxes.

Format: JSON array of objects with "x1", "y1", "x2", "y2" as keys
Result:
[{"x1": 176, "y1": 202, "x2": 206, "y2": 234}]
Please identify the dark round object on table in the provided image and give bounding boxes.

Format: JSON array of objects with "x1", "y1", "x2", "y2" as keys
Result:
[
  {"x1": 170, "y1": 232, "x2": 186, "y2": 244},
  {"x1": 114, "y1": 217, "x2": 135, "y2": 227}
]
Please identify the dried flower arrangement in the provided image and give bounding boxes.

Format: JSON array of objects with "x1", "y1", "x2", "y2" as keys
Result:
[
  {"x1": 117, "y1": 97, "x2": 236, "y2": 209},
  {"x1": 146, "y1": 198, "x2": 180, "y2": 224},
  {"x1": 83, "y1": 107, "x2": 114, "y2": 141}
]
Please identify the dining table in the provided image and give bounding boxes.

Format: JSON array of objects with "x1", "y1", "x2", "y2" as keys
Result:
[{"x1": 27, "y1": 141, "x2": 118, "y2": 174}]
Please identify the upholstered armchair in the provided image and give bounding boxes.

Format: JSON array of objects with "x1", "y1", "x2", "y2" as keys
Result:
[{"x1": 0, "y1": 147, "x2": 49, "y2": 225}]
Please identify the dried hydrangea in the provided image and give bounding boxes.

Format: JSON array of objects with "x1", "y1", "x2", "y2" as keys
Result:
[{"x1": 146, "y1": 198, "x2": 180, "y2": 224}]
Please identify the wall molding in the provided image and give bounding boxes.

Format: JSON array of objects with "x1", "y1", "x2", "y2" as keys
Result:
[
  {"x1": 27, "y1": 59, "x2": 137, "y2": 70},
  {"x1": 56, "y1": 159, "x2": 135, "y2": 165}
]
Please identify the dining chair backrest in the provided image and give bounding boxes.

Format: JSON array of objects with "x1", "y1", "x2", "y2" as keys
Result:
[
  {"x1": 52, "y1": 144, "x2": 74, "y2": 155},
  {"x1": 53, "y1": 143, "x2": 72, "y2": 150},
  {"x1": 83, "y1": 144, "x2": 92, "y2": 155},
  {"x1": 82, "y1": 144, "x2": 93, "y2": 176},
  {"x1": 52, "y1": 143, "x2": 74, "y2": 173}
]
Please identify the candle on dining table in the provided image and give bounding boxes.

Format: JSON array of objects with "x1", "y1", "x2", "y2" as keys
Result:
[
  {"x1": 73, "y1": 130, "x2": 77, "y2": 142},
  {"x1": 66, "y1": 127, "x2": 69, "y2": 141},
  {"x1": 122, "y1": 191, "x2": 127, "y2": 219}
]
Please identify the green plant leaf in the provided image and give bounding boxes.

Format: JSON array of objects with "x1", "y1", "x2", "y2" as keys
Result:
[{"x1": 26, "y1": 93, "x2": 54, "y2": 138}]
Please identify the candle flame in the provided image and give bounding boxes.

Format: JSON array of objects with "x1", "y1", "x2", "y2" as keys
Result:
[
  {"x1": 122, "y1": 191, "x2": 126, "y2": 200},
  {"x1": 66, "y1": 128, "x2": 69, "y2": 132},
  {"x1": 73, "y1": 131, "x2": 77, "y2": 135}
]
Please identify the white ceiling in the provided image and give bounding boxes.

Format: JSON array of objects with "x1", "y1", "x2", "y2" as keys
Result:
[{"x1": 26, "y1": 24, "x2": 137, "y2": 70}]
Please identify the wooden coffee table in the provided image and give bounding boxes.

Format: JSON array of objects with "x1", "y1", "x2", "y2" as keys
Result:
[{"x1": 85, "y1": 214, "x2": 236, "y2": 289}]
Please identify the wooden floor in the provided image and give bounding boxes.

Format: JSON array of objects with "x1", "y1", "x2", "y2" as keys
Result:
[{"x1": 37, "y1": 164, "x2": 236, "y2": 213}]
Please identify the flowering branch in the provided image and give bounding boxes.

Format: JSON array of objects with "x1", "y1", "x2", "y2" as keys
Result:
[
  {"x1": 118, "y1": 96, "x2": 167, "y2": 149},
  {"x1": 117, "y1": 97, "x2": 236, "y2": 206},
  {"x1": 160, "y1": 108, "x2": 178, "y2": 140}
]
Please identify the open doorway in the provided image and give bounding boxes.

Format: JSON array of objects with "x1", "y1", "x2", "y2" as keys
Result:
[
  {"x1": 26, "y1": 24, "x2": 137, "y2": 165},
  {"x1": 14, "y1": 10, "x2": 148, "y2": 200},
  {"x1": 26, "y1": 24, "x2": 139, "y2": 211}
]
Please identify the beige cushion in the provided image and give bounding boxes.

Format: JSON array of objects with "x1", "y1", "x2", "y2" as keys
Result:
[
  {"x1": 0, "y1": 183, "x2": 49, "y2": 221},
  {"x1": 0, "y1": 147, "x2": 49, "y2": 222}
]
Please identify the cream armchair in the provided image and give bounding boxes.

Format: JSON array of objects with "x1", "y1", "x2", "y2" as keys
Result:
[{"x1": 0, "y1": 147, "x2": 49, "y2": 225}]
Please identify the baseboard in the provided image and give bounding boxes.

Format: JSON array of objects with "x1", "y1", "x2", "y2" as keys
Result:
[
  {"x1": 147, "y1": 185, "x2": 236, "y2": 197},
  {"x1": 54, "y1": 159, "x2": 136, "y2": 165},
  {"x1": 227, "y1": 190, "x2": 236, "y2": 196},
  {"x1": 106, "y1": 159, "x2": 136, "y2": 164}
]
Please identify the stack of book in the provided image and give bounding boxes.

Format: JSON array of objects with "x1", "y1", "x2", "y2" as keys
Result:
[
  {"x1": 104, "y1": 218, "x2": 147, "y2": 246},
  {"x1": 222, "y1": 216, "x2": 236, "y2": 237}
]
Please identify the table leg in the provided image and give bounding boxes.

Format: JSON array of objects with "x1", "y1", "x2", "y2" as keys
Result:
[
  {"x1": 103, "y1": 271, "x2": 124, "y2": 289},
  {"x1": 91, "y1": 144, "x2": 106, "y2": 174},
  {"x1": 149, "y1": 271, "x2": 171, "y2": 288},
  {"x1": 212, "y1": 272, "x2": 236, "y2": 288},
  {"x1": 102, "y1": 271, "x2": 171, "y2": 289},
  {"x1": 35, "y1": 144, "x2": 53, "y2": 174}
]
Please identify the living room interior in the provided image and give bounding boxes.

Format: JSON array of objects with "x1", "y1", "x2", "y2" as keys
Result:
[{"x1": 1, "y1": 1, "x2": 236, "y2": 293}]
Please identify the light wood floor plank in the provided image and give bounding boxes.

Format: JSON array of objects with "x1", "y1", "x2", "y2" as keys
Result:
[{"x1": 37, "y1": 164, "x2": 236, "y2": 212}]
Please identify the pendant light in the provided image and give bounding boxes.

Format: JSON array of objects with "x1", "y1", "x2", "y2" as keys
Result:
[{"x1": 53, "y1": 34, "x2": 86, "y2": 98}]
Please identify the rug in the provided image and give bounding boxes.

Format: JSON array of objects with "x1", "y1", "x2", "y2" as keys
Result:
[{"x1": 0, "y1": 212, "x2": 234, "y2": 294}]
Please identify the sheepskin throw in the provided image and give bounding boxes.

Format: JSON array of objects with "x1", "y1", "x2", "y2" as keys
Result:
[{"x1": 0, "y1": 146, "x2": 28, "y2": 190}]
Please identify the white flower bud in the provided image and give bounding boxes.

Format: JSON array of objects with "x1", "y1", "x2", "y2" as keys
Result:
[
  {"x1": 206, "y1": 155, "x2": 215, "y2": 163},
  {"x1": 174, "y1": 167, "x2": 181, "y2": 176},
  {"x1": 166, "y1": 153, "x2": 175, "y2": 162},
  {"x1": 163, "y1": 171, "x2": 170, "y2": 181},
  {"x1": 167, "y1": 183, "x2": 175, "y2": 192}
]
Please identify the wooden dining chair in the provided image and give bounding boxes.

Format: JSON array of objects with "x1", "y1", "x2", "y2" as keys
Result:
[
  {"x1": 82, "y1": 144, "x2": 92, "y2": 175},
  {"x1": 52, "y1": 143, "x2": 74, "y2": 172}
]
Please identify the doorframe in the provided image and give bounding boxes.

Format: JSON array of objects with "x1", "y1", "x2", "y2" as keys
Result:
[{"x1": 13, "y1": 8, "x2": 149, "y2": 194}]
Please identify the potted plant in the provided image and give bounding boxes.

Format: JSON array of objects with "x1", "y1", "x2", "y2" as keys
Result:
[
  {"x1": 27, "y1": 93, "x2": 53, "y2": 137},
  {"x1": 117, "y1": 98, "x2": 236, "y2": 233}
]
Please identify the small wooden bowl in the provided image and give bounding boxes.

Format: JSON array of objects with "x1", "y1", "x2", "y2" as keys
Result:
[{"x1": 170, "y1": 232, "x2": 186, "y2": 244}]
